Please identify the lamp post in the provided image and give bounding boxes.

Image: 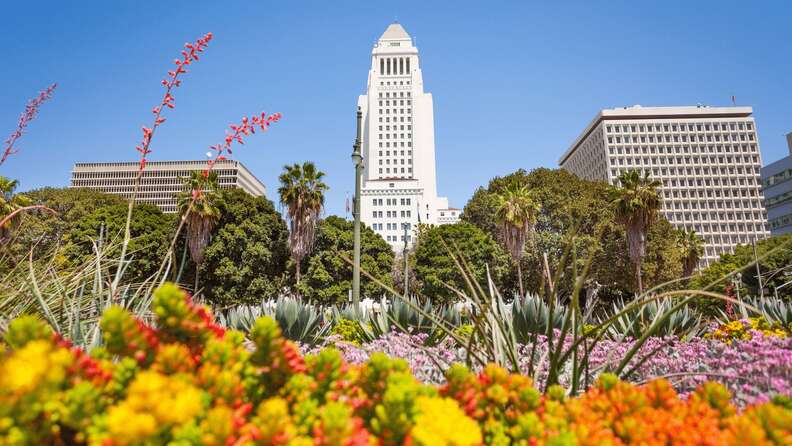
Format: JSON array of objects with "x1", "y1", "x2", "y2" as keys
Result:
[
  {"x1": 403, "y1": 223, "x2": 409, "y2": 298},
  {"x1": 351, "y1": 107, "x2": 363, "y2": 307}
]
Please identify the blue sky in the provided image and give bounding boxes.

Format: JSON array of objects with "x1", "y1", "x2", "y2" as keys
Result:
[{"x1": 2, "y1": 1, "x2": 791, "y2": 216}]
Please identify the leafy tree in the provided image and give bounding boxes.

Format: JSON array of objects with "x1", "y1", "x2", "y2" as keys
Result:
[
  {"x1": 677, "y1": 228, "x2": 705, "y2": 278},
  {"x1": 200, "y1": 188, "x2": 290, "y2": 308},
  {"x1": 691, "y1": 234, "x2": 792, "y2": 308},
  {"x1": 494, "y1": 184, "x2": 540, "y2": 299},
  {"x1": 297, "y1": 216, "x2": 394, "y2": 304},
  {"x1": 0, "y1": 187, "x2": 125, "y2": 274},
  {"x1": 177, "y1": 171, "x2": 224, "y2": 291},
  {"x1": 610, "y1": 170, "x2": 662, "y2": 294},
  {"x1": 462, "y1": 168, "x2": 611, "y2": 298},
  {"x1": 413, "y1": 222, "x2": 511, "y2": 303},
  {"x1": 63, "y1": 202, "x2": 174, "y2": 283},
  {"x1": 278, "y1": 162, "x2": 328, "y2": 287},
  {"x1": 0, "y1": 177, "x2": 32, "y2": 245},
  {"x1": 593, "y1": 217, "x2": 683, "y2": 296}
]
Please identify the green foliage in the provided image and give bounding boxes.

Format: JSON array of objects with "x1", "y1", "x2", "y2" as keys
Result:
[
  {"x1": 298, "y1": 216, "x2": 394, "y2": 304},
  {"x1": 511, "y1": 296, "x2": 566, "y2": 342},
  {"x1": 413, "y1": 222, "x2": 511, "y2": 303},
  {"x1": 692, "y1": 234, "x2": 792, "y2": 306},
  {"x1": 62, "y1": 202, "x2": 174, "y2": 283},
  {"x1": 200, "y1": 188, "x2": 290, "y2": 307},
  {"x1": 330, "y1": 318, "x2": 367, "y2": 345},
  {"x1": 462, "y1": 168, "x2": 685, "y2": 300},
  {"x1": 1, "y1": 187, "x2": 124, "y2": 272},
  {"x1": 597, "y1": 297, "x2": 704, "y2": 340}
]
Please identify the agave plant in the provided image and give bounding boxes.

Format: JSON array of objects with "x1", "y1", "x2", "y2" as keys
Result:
[
  {"x1": 598, "y1": 297, "x2": 705, "y2": 341},
  {"x1": 511, "y1": 295, "x2": 567, "y2": 343},
  {"x1": 217, "y1": 297, "x2": 329, "y2": 345},
  {"x1": 717, "y1": 295, "x2": 792, "y2": 327}
]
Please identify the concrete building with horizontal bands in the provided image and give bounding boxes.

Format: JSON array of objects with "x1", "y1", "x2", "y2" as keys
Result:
[
  {"x1": 70, "y1": 160, "x2": 265, "y2": 213},
  {"x1": 559, "y1": 105, "x2": 770, "y2": 266},
  {"x1": 761, "y1": 133, "x2": 792, "y2": 235}
]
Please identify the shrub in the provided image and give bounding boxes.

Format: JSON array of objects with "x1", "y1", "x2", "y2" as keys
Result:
[{"x1": 0, "y1": 283, "x2": 790, "y2": 445}]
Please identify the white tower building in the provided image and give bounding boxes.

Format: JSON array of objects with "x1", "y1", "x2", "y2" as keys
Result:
[{"x1": 358, "y1": 23, "x2": 458, "y2": 251}]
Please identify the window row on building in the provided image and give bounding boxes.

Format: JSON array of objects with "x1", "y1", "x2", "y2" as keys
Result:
[{"x1": 605, "y1": 121, "x2": 754, "y2": 134}]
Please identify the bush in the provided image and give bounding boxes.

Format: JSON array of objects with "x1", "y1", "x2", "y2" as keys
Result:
[
  {"x1": 413, "y1": 223, "x2": 512, "y2": 302},
  {"x1": 0, "y1": 283, "x2": 790, "y2": 445}
]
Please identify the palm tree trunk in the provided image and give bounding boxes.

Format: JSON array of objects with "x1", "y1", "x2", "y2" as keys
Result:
[
  {"x1": 295, "y1": 261, "x2": 301, "y2": 286},
  {"x1": 194, "y1": 262, "x2": 200, "y2": 294},
  {"x1": 635, "y1": 260, "x2": 643, "y2": 295},
  {"x1": 517, "y1": 261, "x2": 525, "y2": 300}
]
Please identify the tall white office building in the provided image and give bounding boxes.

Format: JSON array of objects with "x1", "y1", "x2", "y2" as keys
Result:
[
  {"x1": 559, "y1": 105, "x2": 770, "y2": 266},
  {"x1": 357, "y1": 23, "x2": 458, "y2": 251}
]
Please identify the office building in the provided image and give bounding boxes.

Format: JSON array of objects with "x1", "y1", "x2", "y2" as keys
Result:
[
  {"x1": 761, "y1": 133, "x2": 792, "y2": 235},
  {"x1": 560, "y1": 105, "x2": 770, "y2": 265},
  {"x1": 70, "y1": 160, "x2": 265, "y2": 213}
]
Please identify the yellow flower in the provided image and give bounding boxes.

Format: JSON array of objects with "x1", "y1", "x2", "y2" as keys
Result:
[
  {"x1": 0, "y1": 340, "x2": 72, "y2": 396},
  {"x1": 411, "y1": 397, "x2": 481, "y2": 446},
  {"x1": 105, "y1": 371, "x2": 203, "y2": 444}
]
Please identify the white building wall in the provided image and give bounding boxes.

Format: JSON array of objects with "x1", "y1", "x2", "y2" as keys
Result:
[
  {"x1": 70, "y1": 160, "x2": 265, "y2": 213},
  {"x1": 560, "y1": 105, "x2": 770, "y2": 266},
  {"x1": 358, "y1": 23, "x2": 457, "y2": 251}
]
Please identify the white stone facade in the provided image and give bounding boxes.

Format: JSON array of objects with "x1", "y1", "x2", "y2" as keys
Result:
[
  {"x1": 559, "y1": 105, "x2": 770, "y2": 266},
  {"x1": 70, "y1": 160, "x2": 265, "y2": 213},
  {"x1": 357, "y1": 23, "x2": 458, "y2": 251}
]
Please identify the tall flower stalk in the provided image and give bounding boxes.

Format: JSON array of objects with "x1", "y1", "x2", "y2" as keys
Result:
[
  {"x1": 2, "y1": 84, "x2": 57, "y2": 167},
  {"x1": 113, "y1": 32, "x2": 213, "y2": 297}
]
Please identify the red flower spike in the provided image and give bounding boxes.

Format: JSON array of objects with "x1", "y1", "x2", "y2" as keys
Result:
[{"x1": 2, "y1": 83, "x2": 57, "y2": 166}]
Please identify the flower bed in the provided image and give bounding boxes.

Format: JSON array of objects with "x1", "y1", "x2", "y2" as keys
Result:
[
  {"x1": 1, "y1": 284, "x2": 790, "y2": 445},
  {"x1": 308, "y1": 329, "x2": 792, "y2": 407}
]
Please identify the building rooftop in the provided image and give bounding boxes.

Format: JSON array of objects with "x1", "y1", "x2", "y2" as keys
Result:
[
  {"x1": 559, "y1": 105, "x2": 754, "y2": 165},
  {"x1": 380, "y1": 22, "x2": 410, "y2": 40}
]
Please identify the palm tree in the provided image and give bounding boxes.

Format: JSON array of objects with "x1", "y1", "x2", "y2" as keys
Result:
[
  {"x1": 177, "y1": 171, "x2": 223, "y2": 292},
  {"x1": 0, "y1": 176, "x2": 32, "y2": 245},
  {"x1": 494, "y1": 184, "x2": 540, "y2": 299},
  {"x1": 278, "y1": 162, "x2": 328, "y2": 288},
  {"x1": 611, "y1": 170, "x2": 662, "y2": 295},
  {"x1": 676, "y1": 228, "x2": 704, "y2": 278}
]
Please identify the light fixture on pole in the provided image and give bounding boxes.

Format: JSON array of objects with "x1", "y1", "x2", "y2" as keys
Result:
[{"x1": 351, "y1": 107, "x2": 363, "y2": 306}]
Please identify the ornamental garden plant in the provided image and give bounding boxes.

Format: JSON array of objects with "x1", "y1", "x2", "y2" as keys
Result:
[{"x1": 1, "y1": 283, "x2": 790, "y2": 445}]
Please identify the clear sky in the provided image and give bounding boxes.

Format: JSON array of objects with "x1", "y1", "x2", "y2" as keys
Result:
[{"x1": 2, "y1": 1, "x2": 791, "y2": 216}]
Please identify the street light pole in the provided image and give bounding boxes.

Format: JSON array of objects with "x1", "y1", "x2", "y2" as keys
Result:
[
  {"x1": 403, "y1": 223, "x2": 409, "y2": 298},
  {"x1": 351, "y1": 107, "x2": 363, "y2": 307}
]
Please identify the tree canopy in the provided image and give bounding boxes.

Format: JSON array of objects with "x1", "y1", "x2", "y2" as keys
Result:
[
  {"x1": 297, "y1": 216, "x2": 394, "y2": 304},
  {"x1": 199, "y1": 188, "x2": 290, "y2": 308},
  {"x1": 413, "y1": 222, "x2": 511, "y2": 303},
  {"x1": 691, "y1": 233, "x2": 792, "y2": 307},
  {"x1": 461, "y1": 168, "x2": 684, "y2": 300},
  {"x1": 62, "y1": 201, "x2": 175, "y2": 283}
]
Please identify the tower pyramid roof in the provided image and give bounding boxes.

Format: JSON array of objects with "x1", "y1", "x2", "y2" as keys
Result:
[{"x1": 380, "y1": 22, "x2": 410, "y2": 40}]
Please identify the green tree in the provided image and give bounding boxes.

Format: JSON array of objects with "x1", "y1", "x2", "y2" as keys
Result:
[
  {"x1": 278, "y1": 162, "x2": 328, "y2": 287},
  {"x1": 676, "y1": 228, "x2": 705, "y2": 278},
  {"x1": 297, "y1": 216, "x2": 394, "y2": 304},
  {"x1": 413, "y1": 222, "x2": 511, "y2": 303},
  {"x1": 200, "y1": 188, "x2": 290, "y2": 308},
  {"x1": 177, "y1": 171, "x2": 224, "y2": 292},
  {"x1": 692, "y1": 234, "x2": 792, "y2": 307},
  {"x1": 63, "y1": 203, "x2": 174, "y2": 283},
  {"x1": 0, "y1": 177, "x2": 32, "y2": 245},
  {"x1": 494, "y1": 184, "x2": 540, "y2": 299},
  {"x1": 0, "y1": 187, "x2": 126, "y2": 274},
  {"x1": 610, "y1": 170, "x2": 662, "y2": 294}
]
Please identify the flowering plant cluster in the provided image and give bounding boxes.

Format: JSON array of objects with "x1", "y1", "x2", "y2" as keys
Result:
[
  {"x1": 706, "y1": 317, "x2": 791, "y2": 342},
  {"x1": 317, "y1": 328, "x2": 792, "y2": 407},
  {"x1": 1, "y1": 284, "x2": 790, "y2": 445}
]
